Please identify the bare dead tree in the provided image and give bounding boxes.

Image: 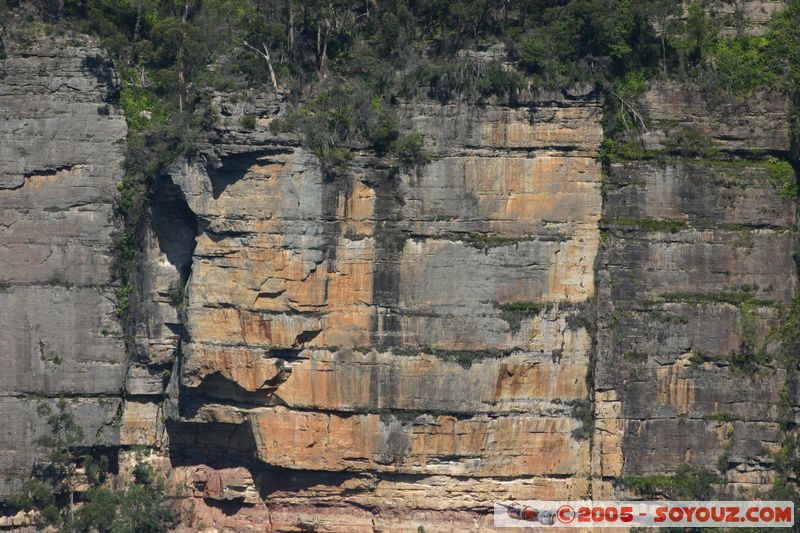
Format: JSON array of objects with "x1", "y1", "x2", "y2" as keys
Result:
[
  {"x1": 608, "y1": 89, "x2": 649, "y2": 133},
  {"x1": 176, "y1": 1, "x2": 189, "y2": 113},
  {"x1": 242, "y1": 39, "x2": 279, "y2": 93},
  {"x1": 287, "y1": 3, "x2": 294, "y2": 57}
]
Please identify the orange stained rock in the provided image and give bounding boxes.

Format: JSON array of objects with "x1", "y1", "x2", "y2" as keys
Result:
[
  {"x1": 480, "y1": 106, "x2": 603, "y2": 152},
  {"x1": 272, "y1": 350, "x2": 587, "y2": 412},
  {"x1": 656, "y1": 360, "x2": 696, "y2": 416},
  {"x1": 181, "y1": 343, "x2": 286, "y2": 391},
  {"x1": 189, "y1": 306, "x2": 321, "y2": 347},
  {"x1": 247, "y1": 407, "x2": 588, "y2": 477}
]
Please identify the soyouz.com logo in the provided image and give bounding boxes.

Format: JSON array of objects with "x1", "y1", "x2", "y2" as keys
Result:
[{"x1": 493, "y1": 501, "x2": 795, "y2": 528}]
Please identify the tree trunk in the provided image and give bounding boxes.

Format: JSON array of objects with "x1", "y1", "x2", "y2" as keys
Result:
[
  {"x1": 242, "y1": 40, "x2": 279, "y2": 94},
  {"x1": 316, "y1": 22, "x2": 322, "y2": 66},
  {"x1": 319, "y1": 19, "x2": 329, "y2": 76},
  {"x1": 288, "y1": 5, "x2": 294, "y2": 57},
  {"x1": 262, "y1": 43, "x2": 279, "y2": 93},
  {"x1": 178, "y1": 62, "x2": 184, "y2": 113},
  {"x1": 177, "y1": 1, "x2": 188, "y2": 113},
  {"x1": 133, "y1": 2, "x2": 142, "y2": 46}
]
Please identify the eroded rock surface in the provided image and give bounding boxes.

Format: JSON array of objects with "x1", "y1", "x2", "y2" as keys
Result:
[
  {"x1": 2, "y1": 9, "x2": 799, "y2": 533},
  {"x1": 597, "y1": 84, "x2": 798, "y2": 498},
  {"x1": 158, "y1": 90, "x2": 604, "y2": 529},
  {"x1": 0, "y1": 34, "x2": 127, "y2": 496}
]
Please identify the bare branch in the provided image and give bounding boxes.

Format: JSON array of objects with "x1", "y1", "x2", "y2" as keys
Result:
[
  {"x1": 608, "y1": 89, "x2": 649, "y2": 133},
  {"x1": 242, "y1": 39, "x2": 279, "y2": 93}
]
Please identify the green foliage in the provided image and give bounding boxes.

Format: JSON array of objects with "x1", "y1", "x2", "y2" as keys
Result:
[
  {"x1": 18, "y1": 0, "x2": 798, "y2": 183},
  {"x1": 623, "y1": 350, "x2": 648, "y2": 363},
  {"x1": 115, "y1": 283, "x2": 132, "y2": 318},
  {"x1": 9, "y1": 400, "x2": 180, "y2": 532},
  {"x1": 116, "y1": 175, "x2": 145, "y2": 215},
  {"x1": 115, "y1": 231, "x2": 136, "y2": 264},
  {"x1": 463, "y1": 233, "x2": 530, "y2": 249},
  {"x1": 568, "y1": 399, "x2": 594, "y2": 440},
  {"x1": 509, "y1": 0, "x2": 662, "y2": 86},
  {"x1": 596, "y1": 0, "x2": 800, "y2": 152},
  {"x1": 621, "y1": 463, "x2": 721, "y2": 499},
  {"x1": 481, "y1": 64, "x2": 526, "y2": 99},
  {"x1": 665, "y1": 0, "x2": 800, "y2": 102},
  {"x1": 717, "y1": 435, "x2": 734, "y2": 474},
  {"x1": 706, "y1": 35, "x2": 777, "y2": 98},
  {"x1": 239, "y1": 113, "x2": 256, "y2": 130},
  {"x1": 390, "y1": 346, "x2": 516, "y2": 369},
  {"x1": 774, "y1": 295, "x2": 800, "y2": 366},
  {"x1": 498, "y1": 302, "x2": 547, "y2": 314},
  {"x1": 166, "y1": 276, "x2": 185, "y2": 308},
  {"x1": 271, "y1": 80, "x2": 397, "y2": 172},
  {"x1": 604, "y1": 217, "x2": 686, "y2": 233},
  {"x1": 395, "y1": 132, "x2": 430, "y2": 169},
  {"x1": 614, "y1": 68, "x2": 648, "y2": 100},
  {"x1": 661, "y1": 290, "x2": 773, "y2": 307},
  {"x1": 272, "y1": 81, "x2": 432, "y2": 173},
  {"x1": 599, "y1": 138, "x2": 662, "y2": 162},
  {"x1": 662, "y1": 128, "x2": 718, "y2": 158},
  {"x1": 764, "y1": 1, "x2": 800, "y2": 96},
  {"x1": 498, "y1": 302, "x2": 547, "y2": 334},
  {"x1": 7, "y1": 479, "x2": 56, "y2": 514},
  {"x1": 36, "y1": 399, "x2": 84, "y2": 464},
  {"x1": 514, "y1": 33, "x2": 552, "y2": 75},
  {"x1": 72, "y1": 463, "x2": 179, "y2": 533},
  {"x1": 667, "y1": 1, "x2": 717, "y2": 73},
  {"x1": 119, "y1": 85, "x2": 169, "y2": 133},
  {"x1": 732, "y1": 298, "x2": 772, "y2": 373},
  {"x1": 703, "y1": 412, "x2": 736, "y2": 423},
  {"x1": 10, "y1": 399, "x2": 87, "y2": 527},
  {"x1": 113, "y1": 230, "x2": 137, "y2": 319},
  {"x1": 411, "y1": 59, "x2": 526, "y2": 103},
  {"x1": 74, "y1": 486, "x2": 118, "y2": 533},
  {"x1": 765, "y1": 157, "x2": 798, "y2": 200}
]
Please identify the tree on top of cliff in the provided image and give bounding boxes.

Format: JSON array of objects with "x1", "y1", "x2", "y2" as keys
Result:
[{"x1": 6, "y1": 0, "x2": 798, "y2": 191}]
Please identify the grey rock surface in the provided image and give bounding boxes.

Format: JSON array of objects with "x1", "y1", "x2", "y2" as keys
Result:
[{"x1": 0, "y1": 34, "x2": 127, "y2": 495}]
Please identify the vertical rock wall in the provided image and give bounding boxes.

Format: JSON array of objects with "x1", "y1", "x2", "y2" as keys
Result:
[
  {"x1": 1, "y1": 4, "x2": 799, "y2": 532},
  {"x1": 0, "y1": 34, "x2": 127, "y2": 496},
  {"x1": 596, "y1": 84, "x2": 798, "y2": 498},
  {"x1": 160, "y1": 90, "x2": 604, "y2": 531}
]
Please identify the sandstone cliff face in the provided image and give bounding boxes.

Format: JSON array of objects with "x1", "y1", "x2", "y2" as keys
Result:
[
  {"x1": 0, "y1": 34, "x2": 127, "y2": 496},
  {"x1": 156, "y1": 90, "x2": 603, "y2": 531},
  {"x1": 1, "y1": 7, "x2": 799, "y2": 533},
  {"x1": 154, "y1": 80, "x2": 799, "y2": 531},
  {"x1": 597, "y1": 83, "x2": 797, "y2": 497}
]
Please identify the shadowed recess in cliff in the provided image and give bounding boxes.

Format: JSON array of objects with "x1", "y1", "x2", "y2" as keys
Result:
[
  {"x1": 206, "y1": 149, "x2": 291, "y2": 199},
  {"x1": 166, "y1": 420, "x2": 259, "y2": 469},
  {"x1": 180, "y1": 372, "x2": 283, "y2": 406},
  {"x1": 256, "y1": 466, "x2": 374, "y2": 499},
  {"x1": 80, "y1": 54, "x2": 119, "y2": 103},
  {"x1": 151, "y1": 176, "x2": 197, "y2": 280},
  {"x1": 124, "y1": 172, "x2": 198, "y2": 368}
]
